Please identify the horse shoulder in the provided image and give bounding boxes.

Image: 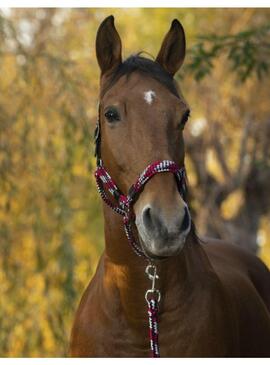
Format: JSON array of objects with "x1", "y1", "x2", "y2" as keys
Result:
[
  {"x1": 203, "y1": 239, "x2": 270, "y2": 309},
  {"x1": 203, "y1": 239, "x2": 270, "y2": 356}
]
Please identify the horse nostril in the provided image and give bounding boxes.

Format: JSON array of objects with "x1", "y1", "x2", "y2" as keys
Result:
[
  {"x1": 141, "y1": 204, "x2": 190, "y2": 238},
  {"x1": 142, "y1": 205, "x2": 154, "y2": 231},
  {"x1": 181, "y1": 206, "x2": 190, "y2": 232}
]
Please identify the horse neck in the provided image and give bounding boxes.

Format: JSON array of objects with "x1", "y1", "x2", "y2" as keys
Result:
[{"x1": 101, "y1": 203, "x2": 214, "y2": 325}]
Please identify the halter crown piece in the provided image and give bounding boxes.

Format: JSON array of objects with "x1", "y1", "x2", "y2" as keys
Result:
[{"x1": 94, "y1": 108, "x2": 188, "y2": 357}]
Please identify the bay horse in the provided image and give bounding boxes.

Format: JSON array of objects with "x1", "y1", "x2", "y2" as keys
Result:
[{"x1": 70, "y1": 15, "x2": 270, "y2": 357}]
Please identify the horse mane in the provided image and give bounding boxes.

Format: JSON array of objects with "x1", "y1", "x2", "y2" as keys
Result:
[{"x1": 101, "y1": 54, "x2": 180, "y2": 98}]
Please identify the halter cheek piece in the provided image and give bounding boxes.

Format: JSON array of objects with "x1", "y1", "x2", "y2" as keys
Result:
[{"x1": 94, "y1": 106, "x2": 188, "y2": 357}]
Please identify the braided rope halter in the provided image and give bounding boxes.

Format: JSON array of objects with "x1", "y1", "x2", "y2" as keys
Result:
[{"x1": 94, "y1": 110, "x2": 188, "y2": 357}]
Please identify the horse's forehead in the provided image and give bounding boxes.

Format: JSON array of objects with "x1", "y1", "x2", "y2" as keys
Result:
[{"x1": 102, "y1": 73, "x2": 177, "y2": 104}]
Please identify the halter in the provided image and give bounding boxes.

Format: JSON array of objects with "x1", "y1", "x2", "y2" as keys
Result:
[
  {"x1": 95, "y1": 159, "x2": 187, "y2": 257},
  {"x1": 94, "y1": 106, "x2": 188, "y2": 357}
]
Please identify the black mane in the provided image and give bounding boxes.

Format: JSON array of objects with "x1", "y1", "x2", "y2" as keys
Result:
[{"x1": 102, "y1": 54, "x2": 180, "y2": 98}]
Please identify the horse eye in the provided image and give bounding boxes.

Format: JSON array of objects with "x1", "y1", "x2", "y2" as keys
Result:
[
  {"x1": 104, "y1": 108, "x2": 121, "y2": 123},
  {"x1": 179, "y1": 110, "x2": 190, "y2": 129}
]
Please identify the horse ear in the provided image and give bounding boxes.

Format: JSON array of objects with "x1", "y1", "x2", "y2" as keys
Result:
[
  {"x1": 156, "y1": 19, "x2": 186, "y2": 76},
  {"x1": 96, "y1": 15, "x2": 122, "y2": 75}
]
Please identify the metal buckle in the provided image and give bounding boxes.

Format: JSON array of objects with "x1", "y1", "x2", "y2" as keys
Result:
[
  {"x1": 145, "y1": 264, "x2": 161, "y2": 304},
  {"x1": 145, "y1": 289, "x2": 161, "y2": 304}
]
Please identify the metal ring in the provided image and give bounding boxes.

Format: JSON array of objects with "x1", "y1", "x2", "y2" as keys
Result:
[
  {"x1": 145, "y1": 289, "x2": 161, "y2": 304},
  {"x1": 145, "y1": 264, "x2": 159, "y2": 280}
]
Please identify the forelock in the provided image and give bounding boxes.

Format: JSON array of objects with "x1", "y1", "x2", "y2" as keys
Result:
[{"x1": 101, "y1": 54, "x2": 180, "y2": 98}]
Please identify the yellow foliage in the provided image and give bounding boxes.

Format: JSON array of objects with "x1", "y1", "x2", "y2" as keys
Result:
[
  {"x1": 206, "y1": 149, "x2": 226, "y2": 183},
  {"x1": 259, "y1": 217, "x2": 270, "y2": 268},
  {"x1": 221, "y1": 190, "x2": 244, "y2": 220}
]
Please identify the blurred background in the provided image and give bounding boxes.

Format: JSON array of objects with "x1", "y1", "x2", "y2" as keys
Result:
[{"x1": 0, "y1": 8, "x2": 269, "y2": 357}]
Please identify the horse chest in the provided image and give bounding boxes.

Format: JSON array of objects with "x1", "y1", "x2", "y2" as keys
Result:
[
  {"x1": 156, "y1": 292, "x2": 235, "y2": 357},
  {"x1": 158, "y1": 310, "x2": 233, "y2": 357},
  {"x1": 78, "y1": 285, "x2": 234, "y2": 357}
]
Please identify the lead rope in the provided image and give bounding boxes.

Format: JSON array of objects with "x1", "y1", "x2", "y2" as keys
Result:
[{"x1": 145, "y1": 264, "x2": 161, "y2": 357}]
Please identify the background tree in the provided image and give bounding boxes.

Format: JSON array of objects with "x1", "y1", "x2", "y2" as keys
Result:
[{"x1": 181, "y1": 17, "x2": 270, "y2": 254}]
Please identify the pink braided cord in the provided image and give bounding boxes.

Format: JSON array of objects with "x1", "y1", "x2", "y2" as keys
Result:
[{"x1": 148, "y1": 298, "x2": 160, "y2": 357}]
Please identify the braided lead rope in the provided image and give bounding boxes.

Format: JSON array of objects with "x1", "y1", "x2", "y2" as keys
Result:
[
  {"x1": 145, "y1": 264, "x2": 161, "y2": 357},
  {"x1": 147, "y1": 298, "x2": 160, "y2": 357}
]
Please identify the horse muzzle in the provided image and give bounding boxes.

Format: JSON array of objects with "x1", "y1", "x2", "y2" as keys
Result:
[{"x1": 135, "y1": 201, "x2": 191, "y2": 258}]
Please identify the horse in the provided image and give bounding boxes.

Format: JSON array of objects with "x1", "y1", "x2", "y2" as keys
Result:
[{"x1": 70, "y1": 15, "x2": 270, "y2": 357}]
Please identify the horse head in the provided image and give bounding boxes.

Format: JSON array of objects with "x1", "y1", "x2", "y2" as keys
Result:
[{"x1": 95, "y1": 15, "x2": 191, "y2": 259}]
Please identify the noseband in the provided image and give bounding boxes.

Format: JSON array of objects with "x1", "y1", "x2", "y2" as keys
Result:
[{"x1": 95, "y1": 159, "x2": 187, "y2": 258}]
